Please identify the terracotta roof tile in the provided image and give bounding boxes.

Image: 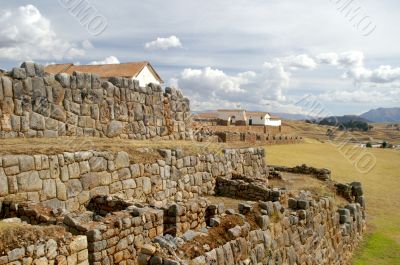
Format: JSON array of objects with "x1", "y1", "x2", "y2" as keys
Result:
[{"x1": 44, "y1": 61, "x2": 163, "y2": 82}]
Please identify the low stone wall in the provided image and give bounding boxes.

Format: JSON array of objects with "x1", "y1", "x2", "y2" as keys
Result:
[
  {"x1": 163, "y1": 198, "x2": 209, "y2": 236},
  {"x1": 63, "y1": 203, "x2": 163, "y2": 265},
  {"x1": 0, "y1": 62, "x2": 191, "y2": 140},
  {"x1": 0, "y1": 148, "x2": 268, "y2": 211},
  {"x1": 0, "y1": 229, "x2": 88, "y2": 265},
  {"x1": 214, "y1": 131, "x2": 303, "y2": 144},
  {"x1": 215, "y1": 176, "x2": 277, "y2": 202},
  {"x1": 188, "y1": 198, "x2": 365, "y2": 265},
  {"x1": 271, "y1": 164, "x2": 332, "y2": 180}
]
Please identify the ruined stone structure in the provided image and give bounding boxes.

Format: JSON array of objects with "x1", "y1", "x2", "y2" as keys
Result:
[
  {"x1": 0, "y1": 62, "x2": 191, "y2": 140},
  {"x1": 0, "y1": 63, "x2": 366, "y2": 265},
  {"x1": 0, "y1": 148, "x2": 268, "y2": 211},
  {"x1": 212, "y1": 131, "x2": 303, "y2": 144}
]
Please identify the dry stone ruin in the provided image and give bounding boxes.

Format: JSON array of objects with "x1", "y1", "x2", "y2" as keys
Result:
[
  {"x1": 0, "y1": 62, "x2": 191, "y2": 140},
  {"x1": 0, "y1": 62, "x2": 366, "y2": 265}
]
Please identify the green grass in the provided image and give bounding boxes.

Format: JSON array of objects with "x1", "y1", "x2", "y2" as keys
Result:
[
  {"x1": 354, "y1": 231, "x2": 400, "y2": 265},
  {"x1": 265, "y1": 141, "x2": 400, "y2": 265}
]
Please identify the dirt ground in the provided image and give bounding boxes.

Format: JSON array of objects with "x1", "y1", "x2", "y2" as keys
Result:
[{"x1": 0, "y1": 222, "x2": 67, "y2": 252}]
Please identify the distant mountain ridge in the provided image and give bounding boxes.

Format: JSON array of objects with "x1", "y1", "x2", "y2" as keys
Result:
[{"x1": 360, "y1": 107, "x2": 400, "y2": 122}]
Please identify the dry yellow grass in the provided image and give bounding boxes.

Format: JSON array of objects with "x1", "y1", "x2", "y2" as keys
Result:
[
  {"x1": 265, "y1": 141, "x2": 400, "y2": 264},
  {"x1": 0, "y1": 137, "x2": 263, "y2": 163}
]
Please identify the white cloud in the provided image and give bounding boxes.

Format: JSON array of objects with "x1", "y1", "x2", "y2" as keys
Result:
[
  {"x1": 316, "y1": 52, "x2": 339, "y2": 65},
  {"x1": 281, "y1": 54, "x2": 317, "y2": 70},
  {"x1": 338, "y1": 51, "x2": 365, "y2": 68},
  {"x1": 82, "y1": 40, "x2": 94, "y2": 49},
  {"x1": 89, "y1": 56, "x2": 120, "y2": 65},
  {"x1": 0, "y1": 5, "x2": 85, "y2": 61},
  {"x1": 145, "y1": 35, "x2": 182, "y2": 50},
  {"x1": 171, "y1": 50, "x2": 400, "y2": 112}
]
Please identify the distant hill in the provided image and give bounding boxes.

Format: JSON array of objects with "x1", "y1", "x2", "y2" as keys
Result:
[
  {"x1": 360, "y1": 107, "x2": 400, "y2": 122},
  {"x1": 316, "y1": 115, "x2": 372, "y2": 131},
  {"x1": 318, "y1": 115, "x2": 370, "y2": 124}
]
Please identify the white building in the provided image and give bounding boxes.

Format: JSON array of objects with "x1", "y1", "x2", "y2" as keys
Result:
[
  {"x1": 45, "y1": 61, "x2": 163, "y2": 87},
  {"x1": 217, "y1": 109, "x2": 247, "y2": 125},
  {"x1": 216, "y1": 110, "x2": 282, "y2": 126},
  {"x1": 246, "y1": 111, "x2": 282, "y2": 126}
]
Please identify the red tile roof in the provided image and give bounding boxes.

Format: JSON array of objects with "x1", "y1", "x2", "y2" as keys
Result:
[{"x1": 45, "y1": 61, "x2": 163, "y2": 82}]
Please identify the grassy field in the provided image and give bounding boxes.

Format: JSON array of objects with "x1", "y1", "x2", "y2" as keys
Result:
[{"x1": 266, "y1": 140, "x2": 400, "y2": 265}]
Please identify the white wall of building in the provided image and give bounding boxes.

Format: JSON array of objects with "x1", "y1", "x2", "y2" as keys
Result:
[
  {"x1": 247, "y1": 114, "x2": 268, "y2": 125},
  {"x1": 265, "y1": 120, "x2": 282, "y2": 126},
  {"x1": 134, "y1": 65, "x2": 161, "y2": 87}
]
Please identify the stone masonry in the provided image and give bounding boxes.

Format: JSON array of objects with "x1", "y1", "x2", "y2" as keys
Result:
[
  {"x1": 0, "y1": 62, "x2": 191, "y2": 140},
  {"x1": 0, "y1": 148, "x2": 268, "y2": 211}
]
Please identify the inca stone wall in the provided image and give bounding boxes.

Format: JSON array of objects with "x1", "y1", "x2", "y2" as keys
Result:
[
  {"x1": 0, "y1": 148, "x2": 268, "y2": 211},
  {"x1": 189, "y1": 199, "x2": 365, "y2": 265},
  {"x1": 0, "y1": 62, "x2": 191, "y2": 140},
  {"x1": 213, "y1": 131, "x2": 303, "y2": 144}
]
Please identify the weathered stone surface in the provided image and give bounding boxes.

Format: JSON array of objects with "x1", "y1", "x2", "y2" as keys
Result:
[
  {"x1": 7, "y1": 247, "x2": 25, "y2": 262},
  {"x1": 69, "y1": 236, "x2": 88, "y2": 253},
  {"x1": 21, "y1": 62, "x2": 36, "y2": 77},
  {"x1": 81, "y1": 172, "x2": 111, "y2": 190},
  {"x1": 30, "y1": 112, "x2": 45, "y2": 130},
  {"x1": 115, "y1": 152, "x2": 129, "y2": 169},
  {"x1": 89, "y1": 157, "x2": 107, "y2": 172},
  {"x1": 17, "y1": 171, "x2": 42, "y2": 192},
  {"x1": 0, "y1": 169, "x2": 8, "y2": 196},
  {"x1": 43, "y1": 179, "x2": 57, "y2": 199},
  {"x1": 19, "y1": 155, "x2": 35, "y2": 172},
  {"x1": 106, "y1": 120, "x2": 123, "y2": 137},
  {"x1": 256, "y1": 215, "x2": 270, "y2": 230},
  {"x1": 11, "y1": 68, "x2": 27, "y2": 79},
  {"x1": 66, "y1": 179, "x2": 83, "y2": 198}
]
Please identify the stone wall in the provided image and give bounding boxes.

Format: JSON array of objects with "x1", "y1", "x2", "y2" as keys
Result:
[
  {"x1": 63, "y1": 202, "x2": 164, "y2": 265},
  {"x1": 0, "y1": 148, "x2": 268, "y2": 211},
  {"x1": 214, "y1": 131, "x2": 303, "y2": 144},
  {"x1": 188, "y1": 198, "x2": 365, "y2": 265},
  {"x1": 0, "y1": 62, "x2": 191, "y2": 140},
  {"x1": 271, "y1": 164, "x2": 332, "y2": 181},
  {"x1": 215, "y1": 176, "x2": 278, "y2": 202},
  {"x1": 163, "y1": 198, "x2": 209, "y2": 236}
]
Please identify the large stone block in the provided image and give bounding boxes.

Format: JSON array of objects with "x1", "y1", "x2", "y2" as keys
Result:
[
  {"x1": 66, "y1": 179, "x2": 83, "y2": 198},
  {"x1": 115, "y1": 152, "x2": 129, "y2": 169},
  {"x1": 89, "y1": 157, "x2": 107, "y2": 172},
  {"x1": 50, "y1": 104, "x2": 66, "y2": 122},
  {"x1": 81, "y1": 172, "x2": 111, "y2": 190},
  {"x1": 106, "y1": 120, "x2": 123, "y2": 137},
  {"x1": 19, "y1": 155, "x2": 35, "y2": 172},
  {"x1": 2, "y1": 77, "x2": 13, "y2": 97},
  {"x1": 11, "y1": 67, "x2": 27, "y2": 79},
  {"x1": 30, "y1": 112, "x2": 45, "y2": 130},
  {"x1": 21, "y1": 61, "x2": 36, "y2": 77},
  {"x1": 0, "y1": 169, "x2": 8, "y2": 196},
  {"x1": 17, "y1": 171, "x2": 42, "y2": 192},
  {"x1": 43, "y1": 179, "x2": 57, "y2": 199},
  {"x1": 32, "y1": 77, "x2": 46, "y2": 98}
]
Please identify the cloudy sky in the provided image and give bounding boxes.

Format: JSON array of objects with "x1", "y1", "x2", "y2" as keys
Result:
[{"x1": 0, "y1": 0, "x2": 399, "y2": 115}]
